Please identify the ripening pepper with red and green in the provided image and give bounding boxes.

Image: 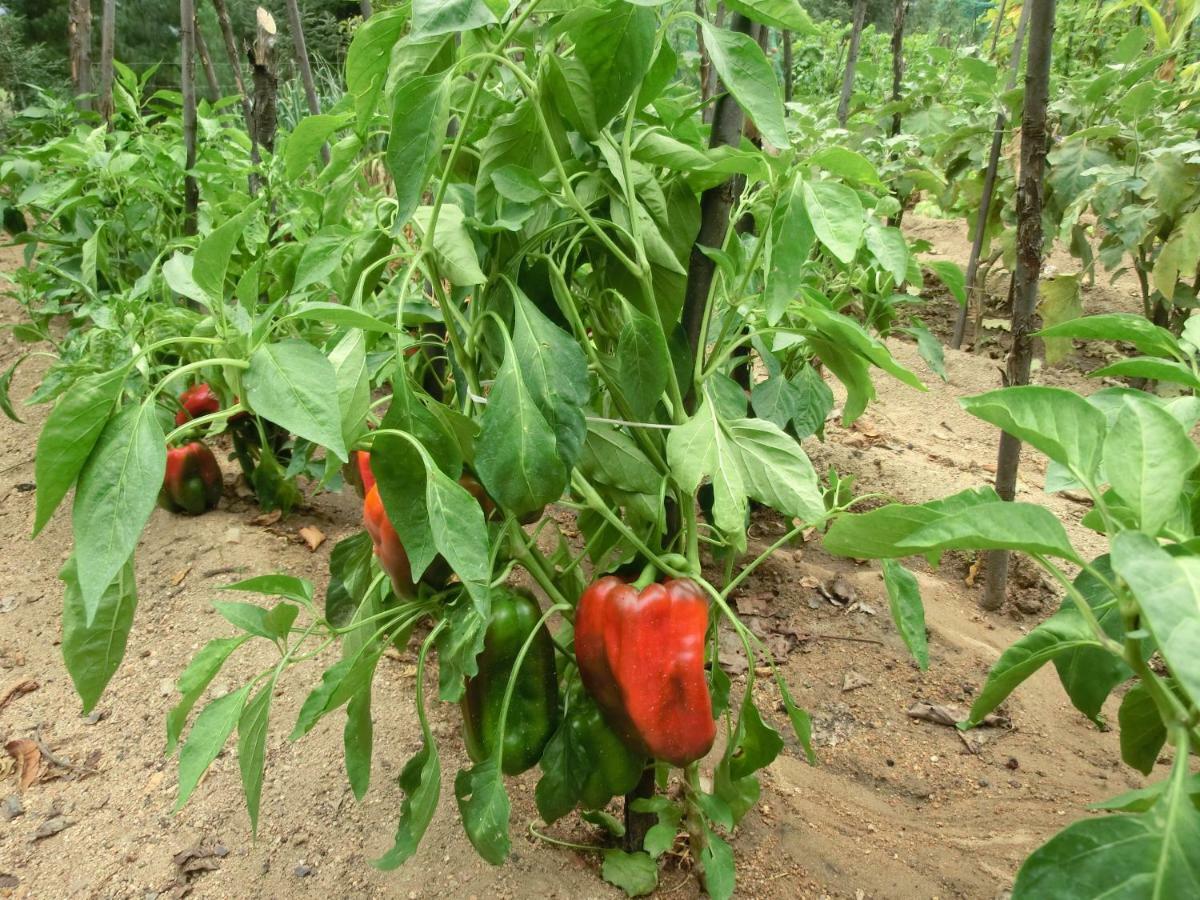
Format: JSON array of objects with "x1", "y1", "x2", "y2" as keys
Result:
[
  {"x1": 159, "y1": 441, "x2": 223, "y2": 515},
  {"x1": 174, "y1": 383, "x2": 221, "y2": 426},
  {"x1": 574, "y1": 575, "x2": 717, "y2": 767},
  {"x1": 461, "y1": 589, "x2": 559, "y2": 775}
]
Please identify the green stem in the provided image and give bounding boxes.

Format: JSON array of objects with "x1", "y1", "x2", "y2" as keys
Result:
[
  {"x1": 164, "y1": 403, "x2": 245, "y2": 445},
  {"x1": 147, "y1": 357, "x2": 249, "y2": 403}
]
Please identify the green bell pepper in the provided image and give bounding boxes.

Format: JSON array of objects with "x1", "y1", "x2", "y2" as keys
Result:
[
  {"x1": 461, "y1": 589, "x2": 559, "y2": 776},
  {"x1": 565, "y1": 677, "x2": 646, "y2": 810}
]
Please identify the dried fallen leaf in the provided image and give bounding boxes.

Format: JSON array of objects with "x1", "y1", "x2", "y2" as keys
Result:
[
  {"x1": 799, "y1": 575, "x2": 821, "y2": 590},
  {"x1": 907, "y1": 702, "x2": 1009, "y2": 729},
  {"x1": 0, "y1": 679, "x2": 37, "y2": 713},
  {"x1": 250, "y1": 510, "x2": 282, "y2": 527},
  {"x1": 4, "y1": 739, "x2": 41, "y2": 791},
  {"x1": 842, "y1": 671, "x2": 872, "y2": 692},
  {"x1": 298, "y1": 526, "x2": 326, "y2": 552},
  {"x1": 965, "y1": 557, "x2": 981, "y2": 588},
  {"x1": 171, "y1": 567, "x2": 191, "y2": 587},
  {"x1": 31, "y1": 816, "x2": 71, "y2": 841}
]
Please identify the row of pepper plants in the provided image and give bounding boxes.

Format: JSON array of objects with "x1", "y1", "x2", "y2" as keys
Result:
[{"x1": 1, "y1": 1, "x2": 1198, "y2": 897}]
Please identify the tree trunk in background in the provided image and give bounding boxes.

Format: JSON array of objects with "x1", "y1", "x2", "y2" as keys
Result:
[
  {"x1": 181, "y1": 0, "x2": 199, "y2": 235},
  {"x1": 69, "y1": 0, "x2": 94, "y2": 112},
  {"x1": 196, "y1": 18, "x2": 222, "y2": 102},
  {"x1": 951, "y1": 0, "x2": 1031, "y2": 349},
  {"x1": 249, "y1": 8, "x2": 279, "y2": 157},
  {"x1": 886, "y1": 1, "x2": 908, "y2": 228},
  {"x1": 360, "y1": 0, "x2": 373, "y2": 18},
  {"x1": 783, "y1": 30, "x2": 794, "y2": 103},
  {"x1": 284, "y1": 0, "x2": 329, "y2": 165},
  {"x1": 983, "y1": 0, "x2": 1057, "y2": 612},
  {"x1": 837, "y1": 0, "x2": 867, "y2": 127},
  {"x1": 682, "y1": 11, "x2": 756, "y2": 405},
  {"x1": 98, "y1": 0, "x2": 116, "y2": 124}
]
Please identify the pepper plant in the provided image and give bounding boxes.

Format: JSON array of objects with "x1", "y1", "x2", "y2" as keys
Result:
[{"x1": 17, "y1": 2, "x2": 943, "y2": 897}]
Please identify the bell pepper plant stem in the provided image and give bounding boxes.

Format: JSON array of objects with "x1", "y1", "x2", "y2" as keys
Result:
[{"x1": 147, "y1": 358, "x2": 249, "y2": 403}]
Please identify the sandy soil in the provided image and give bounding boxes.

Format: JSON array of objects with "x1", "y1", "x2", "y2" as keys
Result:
[{"x1": 0, "y1": 224, "x2": 1164, "y2": 899}]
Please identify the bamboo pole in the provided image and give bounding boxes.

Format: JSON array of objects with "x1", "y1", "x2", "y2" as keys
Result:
[
  {"x1": 837, "y1": 0, "x2": 867, "y2": 127},
  {"x1": 210, "y1": 0, "x2": 254, "y2": 132},
  {"x1": 98, "y1": 0, "x2": 116, "y2": 124},
  {"x1": 196, "y1": 17, "x2": 222, "y2": 102}
]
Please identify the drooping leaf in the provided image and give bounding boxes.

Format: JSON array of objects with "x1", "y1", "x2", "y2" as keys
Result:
[
  {"x1": 386, "y1": 72, "x2": 451, "y2": 228},
  {"x1": 454, "y1": 757, "x2": 511, "y2": 865},
  {"x1": 237, "y1": 679, "x2": 275, "y2": 835},
  {"x1": 60, "y1": 556, "x2": 137, "y2": 714},
  {"x1": 881, "y1": 560, "x2": 928, "y2": 670},
  {"x1": 175, "y1": 684, "x2": 254, "y2": 809},
  {"x1": 244, "y1": 341, "x2": 349, "y2": 462},
  {"x1": 699, "y1": 18, "x2": 789, "y2": 149}
]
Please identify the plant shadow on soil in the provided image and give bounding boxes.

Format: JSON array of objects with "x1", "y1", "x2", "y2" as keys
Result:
[{"x1": 0, "y1": 226, "x2": 1168, "y2": 898}]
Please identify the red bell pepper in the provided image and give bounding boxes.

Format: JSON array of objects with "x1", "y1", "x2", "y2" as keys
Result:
[
  {"x1": 174, "y1": 383, "x2": 221, "y2": 426},
  {"x1": 362, "y1": 485, "x2": 415, "y2": 597},
  {"x1": 159, "y1": 441, "x2": 223, "y2": 515},
  {"x1": 574, "y1": 575, "x2": 716, "y2": 767}
]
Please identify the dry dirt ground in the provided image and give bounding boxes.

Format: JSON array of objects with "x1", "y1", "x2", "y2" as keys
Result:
[{"x1": 0, "y1": 222, "x2": 1167, "y2": 899}]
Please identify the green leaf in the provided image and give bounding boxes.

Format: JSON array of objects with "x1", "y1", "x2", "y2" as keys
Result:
[
  {"x1": 475, "y1": 332, "x2": 567, "y2": 518},
  {"x1": 244, "y1": 341, "x2": 348, "y2": 463},
  {"x1": 1089, "y1": 774, "x2": 1200, "y2": 814},
  {"x1": 435, "y1": 595, "x2": 488, "y2": 702},
  {"x1": 1091, "y1": 357, "x2": 1200, "y2": 391},
  {"x1": 1111, "y1": 532, "x2": 1200, "y2": 712},
  {"x1": 823, "y1": 486, "x2": 1001, "y2": 559},
  {"x1": 289, "y1": 653, "x2": 378, "y2": 741},
  {"x1": 423, "y1": 460, "x2": 492, "y2": 614},
  {"x1": 881, "y1": 560, "x2": 928, "y2": 670},
  {"x1": 699, "y1": 828, "x2": 736, "y2": 900},
  {"x1": 902, "y1": 319, "x2": 948, "y2": 382},
  {"x1": 237, "y1": 679, "x2": 274, "y2": 836},
  {"x1": 166, "y1": 636, "x2": 250, "y2": 754},
  {"x1": 412, "y1": 0, "x2": 497, "y2": 37},
  {"x1": 346, "y1": 9, "x2": 408, "y2": 127},
  {"x1": 1153, "y1": 209, "x2": 1200, "y2": 300},
  {"x1": 898, "y1": 501, "x2": 1082, "y2": 563},
  {"x1": 211, "y1": 600, "x2": 298, "y2": 640},
  {"x1": 194, "y1": 209, "x2": 252, "y2": 303},
  {"x1": 73, "y1": 402, "x2": 166, "y2": 623},
  {"x1": 960, "y1": 386, "x2": 1107, "y2": 480},
  {"x1": 802, "y1": 180, "x2": 864, "y2": 265},
  {"x1": 34, "y1": 367, "x2": 126, "y2": 536},
  {"x1": 283, "y1": 302, "x2": 396, "y2": 333},
  {"x1": 454, "y1": 757, "x2": 511, "y2": 865},
  {"x1": 926, "y1": 260, "x2": 967, "y2": 306},
  {"x1": 1013, "y1": 761, "x2": 1200, "y2": 898},
  {"x1": 567, "y1": 3, "x2": 656, "y2": 124},
  {"x1": 292, "y1": 233, "x2": 347, "y2": 294},
  {"x1": 1037, "y1": 313, "x2": 1181, "y2": 360},
  {"x1": 1104, "y1": 396, "x2": 1200, "y2": 536},
  {"x1": 344, "y1": 689, "x2": 373, "y2": 802},
  {"x1": 286, "y1": 114, "x2": 350, "y2": 180},
  {"x1": 386, "y1": 72, "x2": 451, "y2": 228},
  {"x1": 601, "y1": 850, "x2": 658, "y2": 897},
  {"x1": 865, "y1": 221, "x2": 909, "y2": 284},
  {"x1": 615, "y1": 310, "x2": 670, "y2": 422},
  {"x1": 764, "y1": 179, "x2": 815, "y2": 325},
  {"x1": 221, "y1": 574, "x2": 314, "y2": 605},
  {"x1": 729, "y1": 692, "x2": 784, "y2": 781},
  {"x1": 776, "y1": 675, "x2": 817, "y2": 765},
  {"x1": 725, "y1": 418, "x2": 825, "y2": 523},
  {"x1": 0, "y1": 352, "x2": 27, "y2": 423},
  {"x1": 967, "y1": 611, "x2": 1102, "y2": 726},
  {"x1": 60, "y1": 556, "x2": 137, "y2": 714},
  {"x1": 725, "y1": 0, "x2": 816, "y2": 32},
  {"x1": 699, "y1": 18, "x2": 789, "y2": 149},
  {"x1": 330, "y1": 329, "x2": 371, "y2": 453},
  {"x1": 326, "y1": 531, "x2": 377, "y2": 628},
  {"x1": 512, "y1": 286, "x2": 590, "y2": 468},
  {"x1": 1118, "y1": 682, "x2": 1166, "y2": 776},
  {"x1": 175, "y1": 684, "x2": 253, "y2": 810},
  {"x1": 809, "y1": 146, "x2": 881, "y2": 186},
  {"x1": 412, "y1": 205, "x2": 486, "y2": 286}
]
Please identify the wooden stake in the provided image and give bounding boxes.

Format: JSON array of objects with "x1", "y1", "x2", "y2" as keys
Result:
[
  {"x1": 196, "y1": 16, "x2": 222, "y2": 102},
  {"x1": 249, "y1": 7, "x2": 279, "y2": 157},
  {"x1": 837, "y1": 0, "x2": 867, "y2": 127},
  {"x1": 181, "y1": 0, "x2": 199, "y2": 235},
  {"x1": 284, "y1": 0, "x2": 330, "y2": 164},
  {"x1": 983, "y1": 0, "x2": 1057, "y2": 612},
  {"x1": 98, "y1": 0, "x2": 116, "y2": 124},
  {"x1": 69, "y1": 0, "x2": 94, "y2": 112},
  {"x1": 210, "y1": 0, "x2": 254, "y2": 134}
]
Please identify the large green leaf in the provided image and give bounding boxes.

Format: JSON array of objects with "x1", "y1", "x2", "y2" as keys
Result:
[
  {"x1": 699, "y1": 18, "x2": 789, "y2": 149},
  {"x1": 237, "y1": 680, "x2": 274, "y2": 836},
  {"x1": 802, "y1": 180, "x2": 864, "y2": 265},
  {"x1": 1013, "y1": 759, "x2": 1200, "y2": 899},
  {"x1": 725, "y1": 0, "x2": 816, "y2": 32},
  {"x1": 285, "y1": 115, "x2": 351, "y2": 180},
  {"x1": 1092, "y1": 358, "x2": 1200, "y2": 391},
  {"x1": 1036, "y1": 313, "x2": 1181, "y2": 360},
  {"x1": 764, "y1": 179, "x2": 815, "y2": 325},
  {"x1": 412, "y1": 205, "x2": 486, "y2": 286},
  {"x1": 960, "y1": 386, "x2": 1107, "y2": 481},
  {"x1": 567, "y1": 2, "x2": 656, "y2": 124},
  {"x1": 881, "y1": 560, "x2": 928, "y2": 670},
  {"x1": 412, "y1": 0, "x2": 497, "y2": 37},
  {"x1": 386, "y1": 72, "x2": 451, "y2": 228},
  {"x1": 1118, "y1": 682, "x2": 1166, "y2": 776},
  {"x1": 72, "y1": 402, "x2": 166, "y2": 623},
  {"x1": 346, "y1": 9, "x2": 408, "y2": 128},
  {"x1": 175, "y1": 684, "x2": 254, "y2": 809},
  {"x1": 454, "y1": 757, "x2": 511, "y2": 865},
  {"x1": 475, "y1": 333, "x2": 567, "y2": 518},
  {"x1": 244, "y1": 341, "x2": 348, "y2": 462},
  {"x1": 33, "y1": 366, "x2": 126, "y2": 537},
  {"x1": 967, "y1": 609, "x2": 1103, "y2": 725},
  {"x1": 823, "y1": 487, "x2": 1002, "y2": 559},
  {"x1": 194, "y1": 209, "x2": 252, "y2": 303},
  {"x1": 60, "y1": 556, "x2": 137, "y2": 714},
  {"x1": 898, "y1": 501, "x2": 1082, "y2": 562},
  {"x1": 614, "y1": 309, "x2": 671, "y2": 422},
  {"x1": 1104, "y1": 396, "x2": 1200, "y2": 536},
  {"x1": 1111, "y1": 532, "x2": 1200, "y2": 711}
]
